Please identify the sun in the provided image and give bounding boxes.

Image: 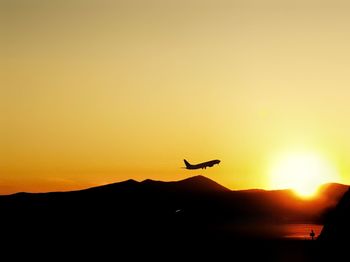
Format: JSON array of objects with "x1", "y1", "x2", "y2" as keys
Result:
[{"x1": 269, "y1": 152, "x2": 339, "y2": 198}]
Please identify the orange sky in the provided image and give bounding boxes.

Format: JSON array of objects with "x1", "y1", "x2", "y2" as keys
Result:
[{"x1": 3, "y1": 0, "x2": 350, "y2": 194}]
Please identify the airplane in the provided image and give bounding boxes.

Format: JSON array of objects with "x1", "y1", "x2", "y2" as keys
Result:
[{"x1": 183, "y1": 159, "x2": 221, "y2": 170}]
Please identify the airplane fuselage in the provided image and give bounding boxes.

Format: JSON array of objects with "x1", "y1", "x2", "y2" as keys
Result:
[{"x1": 184, "y1": 159, "x2": 220, "y2": 170}]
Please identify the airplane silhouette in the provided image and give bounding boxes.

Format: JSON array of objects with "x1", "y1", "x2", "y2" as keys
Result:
[{"x1": 183, "y1": 159, "x2": 221, "y2": 170}]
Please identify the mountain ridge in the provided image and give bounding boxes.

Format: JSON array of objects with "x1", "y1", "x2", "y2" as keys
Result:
[
  {"x1": 0, "y1": 175, "x2": 348, "y2": 247},
  {"x1": 0, "y1": 176, "x2": 347, "y2": 222},
  {"x1": 1, "y1": 175, "x2": 347, "y2": 196}
]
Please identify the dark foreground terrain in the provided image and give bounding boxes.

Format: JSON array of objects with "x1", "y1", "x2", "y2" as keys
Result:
[{"x1": 0, "y1": 176, "x2": 348, "y2": 260}]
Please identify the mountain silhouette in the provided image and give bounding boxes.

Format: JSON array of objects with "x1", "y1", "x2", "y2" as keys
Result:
[
  {"x1": 1, "y1": 176, "x2": 348, "y2": 260},
  {"x1": 140, "y1": 175, "x2": 231, "y2": 193},
  {"x1": 318, "y1": 183, "x2": 348, "y2": 203},
  {"x1": 318, "y1": 186, "x2": 350, "y2": 241},
  {"x1": 311, "y1": 186, "x2": 350, "y2": 261},
  {"x1": 0, "y1": 175, "x2": 348, "y2": 256},
  {"x1": 1, "y1": 176, "x2": 346, "y2": 225}
]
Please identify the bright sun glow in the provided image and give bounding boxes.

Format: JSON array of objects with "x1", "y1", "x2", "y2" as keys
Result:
[{"x1": 270, "y1": 152, "x2": 339, "y2": 198}]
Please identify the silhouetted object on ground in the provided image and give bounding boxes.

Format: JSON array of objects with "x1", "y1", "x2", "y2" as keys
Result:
[
  {"x1": 183, "y1": 159, "x2": 220, "y2": 169},
  {"x1": 310, "y1": 229, "x2": 315, "y2": 240}
]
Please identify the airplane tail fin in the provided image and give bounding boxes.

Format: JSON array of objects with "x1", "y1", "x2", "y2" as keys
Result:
[{"x1": 183, "y1": 159, "x2": 192, "y2": 168}]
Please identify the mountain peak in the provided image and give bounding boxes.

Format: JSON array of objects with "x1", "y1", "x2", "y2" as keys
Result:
[
  {"x1": 141, "y1": 178, "x2": 159, "y2": 184},
  {"x1": 83, "y1": 178, "x2": 139, "y2": 192},
  {"x1": 181, "y1": 175, "x2": 211, "y2": 182},
  {"x1": 138, "y1": 175, "x2": 229, "y2": 193},
  {"x1": 173, "y1": 175, "x2": 230, "y2": 192},
  {"x1": 180, "y1": 175, "x2": 222, "y2": 186}
]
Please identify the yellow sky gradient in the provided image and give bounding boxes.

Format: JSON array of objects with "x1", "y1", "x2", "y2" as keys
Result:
[{"x1": 2, "y1": 0, "x2": 350, "y2": 194}]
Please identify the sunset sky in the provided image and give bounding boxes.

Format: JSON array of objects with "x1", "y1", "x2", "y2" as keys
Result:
[{"x1": 3, "y1": 0, "x2": 350, "y2": 194}]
